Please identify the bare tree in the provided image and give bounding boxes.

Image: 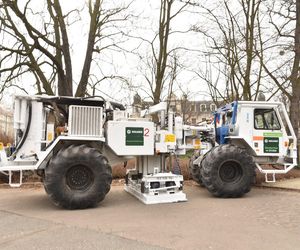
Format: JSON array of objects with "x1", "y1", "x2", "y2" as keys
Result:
[
  {"x1": 260, "y1": 0, "x2": 300, "y2": 137},
  {"x1": 129, "y1": 0, "x2": 196, "y2": 106},
  {"x1": 192, "y1": 0, "x2": 300, "y2": 151},
  {"x1": 0, "y1": 0, "x2": 131, "y2": 97},
  {"x1": 192, "y1": 0, "x2": 269, "y2": 102},
  {"x1": 290, "y1": 0, "x2": 300, "y2": 138}
]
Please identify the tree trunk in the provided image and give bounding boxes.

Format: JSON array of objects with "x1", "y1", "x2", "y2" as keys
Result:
[
  {"x1": 53, "y1": 0, "x2": 73, "y2": 96},
  {"x1": 153, "y1": 0, "x2": 172, "y2": 104},
  {"x1": 290, "y1": 0, "x2": 300, "y2": 136},
  {"x1": 75, "y1": 0, "x2": 100, "y2": 97},
  {"x1": 290, "y1": 94, "x2": 300, "y2": 137},
  {"x1": 289, "y1": 0, "x2": 300, "y2": 163}
]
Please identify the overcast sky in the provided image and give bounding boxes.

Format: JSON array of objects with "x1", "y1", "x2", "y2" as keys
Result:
[
  {"x1": 1, "y1": 0, "x2": 291, "y2": 108},
  {"x1": 1, "y1": 0, "x2": 214, "y2": 108}
]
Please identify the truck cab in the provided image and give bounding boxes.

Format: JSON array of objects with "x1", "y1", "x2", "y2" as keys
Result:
[{"x1": 213, "y1": 101, "x2": 297, "y2": 182}]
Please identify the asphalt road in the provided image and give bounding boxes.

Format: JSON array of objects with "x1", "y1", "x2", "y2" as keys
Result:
[{"x1": 0, "y1": 184, "x2": 299, "y2": 250}]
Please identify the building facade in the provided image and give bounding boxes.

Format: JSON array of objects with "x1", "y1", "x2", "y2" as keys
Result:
[
  {"x1": 0, "y1": 107, "x2": 14, "y2": 144},
  {"x1": 132, "y1": 94, "x2": 216, "y2": 125},
  {"x1": 168, "y1": 94, "x2": 216, "y2": 125}
]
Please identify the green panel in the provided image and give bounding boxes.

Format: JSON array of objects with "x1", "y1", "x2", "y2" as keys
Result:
[
  {"x1": 264, "y1": 137, "x2": 279, "y2": 153},
  {"x1": 263, "y1": 132, "x2": 282, "y2": 137},
  {"x1": 125, "y1": 127, "x2": 144, "y2": 146}
]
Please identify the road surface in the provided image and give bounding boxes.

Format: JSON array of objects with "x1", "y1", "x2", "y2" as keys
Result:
[{"x1": 0, "y1": 184, "x2": 299, "y2": 250}]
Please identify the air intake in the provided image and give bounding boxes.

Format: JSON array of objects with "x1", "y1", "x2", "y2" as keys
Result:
[{"x1": 68, "y1": 105, "x2": 103, "y2": 137}]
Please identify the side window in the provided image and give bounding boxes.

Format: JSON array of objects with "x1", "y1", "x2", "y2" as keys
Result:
[
  {"x1": 190, "y1": 104, "x2": 195, "y2": 112},
  {"x1": 254, "y1": 109, "x2": 281, "y2": 130},
  {"x1": 200, "y1": 104, "x2": 206, "y2": 112},
  {"x1": 210, "y1": 104, "x2": 216, "y2": 112}
]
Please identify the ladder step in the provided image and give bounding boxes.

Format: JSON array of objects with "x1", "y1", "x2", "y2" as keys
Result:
[
  {"x1": 265, "y1": 173, "x2": 276, "y2": 183},
  {"x1": 9, "y1": 170, "x2": 23, "y2": 188}
]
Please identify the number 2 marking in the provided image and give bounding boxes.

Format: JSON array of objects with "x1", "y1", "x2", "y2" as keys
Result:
[{"x1": 144, "y1": 128, "x2": 149, "y2": 137}]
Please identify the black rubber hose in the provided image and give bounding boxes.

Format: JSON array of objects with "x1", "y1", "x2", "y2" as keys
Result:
[
  {"x1": 10, "y1": 102, "x2": 32, "y2": 158},
  {"x1": 173, "y1": 154, "x2": 181, "y2": 175}
]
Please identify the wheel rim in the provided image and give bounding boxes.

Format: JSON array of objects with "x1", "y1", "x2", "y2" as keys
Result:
[
  {"x1": 219, "y1": 161, "x2": 243, "y2": 183},
  {"x1": 66, "y1": 165, "x2": 94, "y2": 191}
]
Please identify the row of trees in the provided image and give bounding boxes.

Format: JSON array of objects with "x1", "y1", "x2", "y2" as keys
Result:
[
  {"x1": 0, "y1": 0, "x2": 299, "y2": 135},
  {"x1": 0, "y1": 131, "x2": 12, "y2": 145},
  {"x1": 193, "y1": 0, "x2": 300, "y2": 136}
]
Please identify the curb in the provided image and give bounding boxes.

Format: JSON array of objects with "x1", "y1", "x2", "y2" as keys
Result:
[{"x1": 255, "y1": 184, "x2": 300, "y2": 193}]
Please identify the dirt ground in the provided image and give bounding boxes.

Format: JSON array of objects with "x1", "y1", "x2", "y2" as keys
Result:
[{"x1": 255, "y1": 168, "x2": 300, "y2": 184}]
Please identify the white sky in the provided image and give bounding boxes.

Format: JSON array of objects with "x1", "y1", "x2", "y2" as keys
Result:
[
  {"x1": 0, "y1": 0, "x2": 294, "y2": 108},
  {"x1": 1, "y1": 0, "x2": 212, "y2": 108}
]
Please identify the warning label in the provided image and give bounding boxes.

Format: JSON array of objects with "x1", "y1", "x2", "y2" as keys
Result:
[
  {"x1": 264, "y1": 137, "x2": 279, "y2": 153},
  {"x1": 125, "y1": 127, "x2": 144, "y2": 146},
  {"x1": 165, "y1": 134, "x2": 176, "y2": 143}
]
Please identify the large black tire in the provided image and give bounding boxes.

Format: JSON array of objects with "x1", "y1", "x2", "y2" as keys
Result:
[
  {"x1": 189, "y1": 151, "x2": 205, "y2": 187},
  {"x1": 44, "y1": 145, "x2": 112, "y2": 209},
  {"x1": 200, "y1": 144, "x2": 255, "y2": 198}
]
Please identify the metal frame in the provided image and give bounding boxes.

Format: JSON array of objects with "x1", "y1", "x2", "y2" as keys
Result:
[
  {"x1": 0, "y1": 136, "x2": 106, "y2": 187},
  {"x1": 125, "y1": 172, "x2": 187, "y2": 204}
]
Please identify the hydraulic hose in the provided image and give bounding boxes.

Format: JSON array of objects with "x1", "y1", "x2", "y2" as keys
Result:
[
  {"x1": 173, "y1": 154, "x2": 182, "y2": 175},
  {"x1": 10, "y1": 102, "x2": 32, "y2": 159}
]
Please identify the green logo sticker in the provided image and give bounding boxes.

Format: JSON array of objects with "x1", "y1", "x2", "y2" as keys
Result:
[
  {"x1": 263, "y1": 132, "x2": 282, "y2": 137},
  {"x1": 126, "y1": 127, "x2": 144, "y2": 146},
  {"x1": 264, "y1": 137, "x2": 279, "y2": 153}
]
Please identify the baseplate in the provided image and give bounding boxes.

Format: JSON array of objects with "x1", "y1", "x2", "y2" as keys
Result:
[
  {"x1": 124, "y1": 184, "x2": 187, "y2": 204},
  {"x1": 124, "y1": 172, "x2": 187, "y2": 204}
]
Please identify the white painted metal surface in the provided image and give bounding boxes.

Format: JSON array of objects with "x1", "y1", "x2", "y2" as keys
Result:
[
  {"x1": 15, "y1": 100, "x2": 44, "y2": 160},
  {"x1": 155, "y1": 130, "x2": 176, "y2": 153},
  {"x1": 68, "y1": 105, "x2": 103, "y2": 137},
  {"x1": 106, "y1": 120, "x2": 155, "y2": 155},
  {"x1": 0, "y1": 136, "x2": 105, "y2": 173}
]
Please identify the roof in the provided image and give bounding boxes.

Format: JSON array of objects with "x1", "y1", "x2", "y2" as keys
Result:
[{"x1": 15, "y1": 95, "x2": 125, "y2": 110}]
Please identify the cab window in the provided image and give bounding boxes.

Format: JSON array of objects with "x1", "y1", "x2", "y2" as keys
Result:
[{"x1": 254, "y1": 109, "x2": 281, "y2": 130}]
